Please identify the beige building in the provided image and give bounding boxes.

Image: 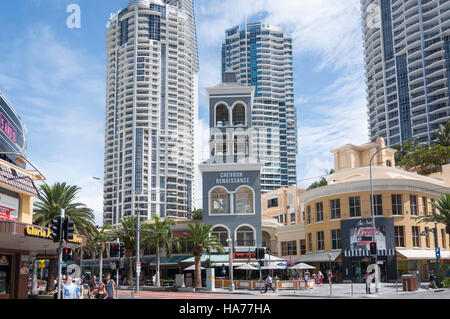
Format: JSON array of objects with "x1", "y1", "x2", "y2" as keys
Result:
[
  {"x1": 262, "y1": 186, "x2": 306, "y2": 225},
  {"x1": 264, "y1": 138, "x2": 450, "y2": 283}
]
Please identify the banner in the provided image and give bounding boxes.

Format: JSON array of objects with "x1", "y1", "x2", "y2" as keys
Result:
[{"x1": 0, "y1": 193, "x2": 19, "y2": 221}]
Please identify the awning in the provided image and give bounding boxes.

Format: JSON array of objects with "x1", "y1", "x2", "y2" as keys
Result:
[
  {"x1": 397, "y1": 249, "x2": 450, "y2": 260},
  {"x1": 179, "y1": 253, "x2": 283, "y2": 264},
  {"x1": 0, "y1": 161, "x2": 39, "y2": 196},
  {"x1": 293, "y1": 252, "x2": 341, "y2": 263}
]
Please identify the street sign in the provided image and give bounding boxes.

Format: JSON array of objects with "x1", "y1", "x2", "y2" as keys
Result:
[
  {"x1": 39, "y1": 262, "x2": 46, "y2": 269},
  {"x1": 436, "y1": 247, "x2": 441, "y2": 258},
  {"x1": 136, "y1": 262, "x2": 141, "y2": 273}
]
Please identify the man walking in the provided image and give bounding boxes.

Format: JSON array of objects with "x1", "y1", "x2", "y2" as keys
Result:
[
  {"x1": 104, "y1": 273, "x2": 116, "y2": 299},
  {"x1": 88, "y1": 276, "x2": 97, "y2": 299},
  {"x1": 264, "y1": 274, "x2": 275, "y2": 293}
]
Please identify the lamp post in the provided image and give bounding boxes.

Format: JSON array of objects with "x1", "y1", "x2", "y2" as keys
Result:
[
  {"x1": 369, "y1": 145, "x2": 391, "y2": 294},
  {"x1": 226, "y1": 237, "x2": 234, "y2": 291},
  {"x1": 421, "y1": 221, "x2": 441, "y2": 288},
  {"x1": 328, "y1": 253, "x2": 332, "y2": 296}
]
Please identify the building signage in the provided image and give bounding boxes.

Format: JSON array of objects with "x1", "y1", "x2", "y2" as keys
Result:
[
  {"x1": 216, "y1": 172, "x2": 250, "y2": 185},
  {"x1": 341, "y1": 218, "x2": 395, "y2": 256},
  {"x1": 0, "y1": 193, "x2": 19, "y2": 221},
  {"x1": 24, "y1": 225, "x2": 83, "y2": 245},
  {"x1": 233, "y1": 252, "x2": 256, "y2": 260},
  {"x1": 0, "y1": 95, "x2": 26, "y2": 154}
]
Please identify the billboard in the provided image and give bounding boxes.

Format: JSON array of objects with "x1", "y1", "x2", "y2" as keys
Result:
[{"x1": 341, "y1": 218, "x2": 395, "y2": 255}]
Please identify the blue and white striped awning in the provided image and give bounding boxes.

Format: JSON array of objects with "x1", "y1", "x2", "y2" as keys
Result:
[{"x1": 343, "y1": 249, "x2": 396, "y2": 257}]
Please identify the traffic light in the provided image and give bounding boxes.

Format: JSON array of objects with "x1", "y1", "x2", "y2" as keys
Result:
[
  {"x1": 370, "y1": 242, "x2": 377, "y2": 256},
  {"x1": 255, "y1": 248, "x2": 265, "y2": 260},
  {"x1": 63, "y1": 248, "x2": 72, "y2": 262},
  {"x1": 119, "y1": 242, "x2": 125, "y2": 258},
  {"x1": 110, "y1": 243, "x2": 119, "y2": 258},
  {"x1": 50, "y1": 217, "x2": 62, "y2": 243},
  {"x1": 63, "y1": 218, "x2": 75, "y2": 242}
]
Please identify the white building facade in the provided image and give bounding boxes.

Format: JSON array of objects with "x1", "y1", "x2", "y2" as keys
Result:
[
  {"x1": 104, "y1": 0, "x2": 199, "y2": 225},
  {"x1": 362, "y1": 0, "x2": 450, "y2": 146}
]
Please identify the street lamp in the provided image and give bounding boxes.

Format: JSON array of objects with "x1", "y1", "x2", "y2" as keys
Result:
[
  {"x1": 226, "y1": 237, "x2": 234, "y2": 291},
  {"x1": 369, "y1": 145, "x2": 392, "y2": 294},
  {"x1": 421, "y1": 221, "x2": 441, "y2": 288},
  {"x1": 0, "y1": 151, "x2": 46, "y2": 181}
]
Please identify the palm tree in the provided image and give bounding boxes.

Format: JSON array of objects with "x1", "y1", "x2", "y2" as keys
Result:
[
  {"x1": 435, "y1": 122, "x2": 450, "y2": 147},
  {"x1": 143, "y1": 216, "x2": 180, "y2": 288},
  {"x1": 92, "y1": 224, "x2": 114, "y2": 282},
  {"x1": 191, "y1": 209, "x2": 203, "y2": 221},
  {"x1": 419, "y1": 194, "x2": 450, "y2": 234},
  {"x1": 113, "y1": 216, "x2": 147, "y2": 286},
  {"x1": 32, "y1": 182, "x2": 96, "y2": 291},
  {"x1": 183, "y1": 223, "x2": 223, "y2": 289}
]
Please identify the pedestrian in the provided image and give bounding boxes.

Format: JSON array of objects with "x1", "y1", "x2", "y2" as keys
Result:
[
  {"x1": 93, "y1": 282, "x2": 108, "y2": 299},
  {"x1": 152, "y1": 274, "x2": 156, "y2": 286},
  {"x1": 318, "y1": 271, "x2": 324, "y2": 285},
  {"x1": 364, "y1": 272, "x2": 372, "y2": 294},
  {"x1": 88, "y1": 276, "x2": 97, "y2": 299},
  {"x1": 327, "y1": 270, "x2": 333, "y2": 284},
  {"x1": 62, "y1": 274, "x2": 77, "y2": 299},
  {"x1": 303, "y1": 273, "x2": 309, "y2": 289},
  {"x1": 52, "y1": 277, "x2": 61, "y2": 299},
  {"x1": 104, "y1": 273, "x2": 116, "y2": 299},
  {"x1": 264, "y1": 274, "x2": 275, "y2": 293},
  {"x1": 429, "y1": 272, "x2": 437, "y2": 289}
]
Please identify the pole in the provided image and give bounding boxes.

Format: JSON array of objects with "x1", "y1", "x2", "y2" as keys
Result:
[
  {"x1": 116, "y1": 238, "x2": 120, "y2": 299},
  {"x1": 434, "y1": 222, "x2": 440, "y2": 288},
  {"x1": 136, "y1": 198, "x2": 140, "y2": 293},
  {"x1": 228, "y1": 238, "x2": 234, "y2": 291},
  {"x1": 57, "y1": 209, "x2": 65, "y2": 299}
]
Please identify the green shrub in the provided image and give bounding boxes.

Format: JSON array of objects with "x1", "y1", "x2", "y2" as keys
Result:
[{"x1": 441, "y1": 278, "x2": 450, "y2": 288}]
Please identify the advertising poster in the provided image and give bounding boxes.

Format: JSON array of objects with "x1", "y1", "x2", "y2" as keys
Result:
[
  {"x1": 0, "y1": 193, "x2": 19, "y2": 221},
  {"x1": 349, "y1": 219, "x2": 387, "y2": 251}
]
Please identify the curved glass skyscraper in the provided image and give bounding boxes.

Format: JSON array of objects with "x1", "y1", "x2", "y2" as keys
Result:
[
  {"x1": 362, "y1": 0, "x2": 450, "y2": 146},
  {"x1": 222, "y1": 22, "x2": 297, "y2": 192},
  {"x1": 104, "y1": 0, "x2": 199, "y2": 225}
]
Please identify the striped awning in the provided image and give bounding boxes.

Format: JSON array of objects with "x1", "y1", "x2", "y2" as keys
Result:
[{"x1": 343, "y1": 249, "x2": 396, "y2": 257}]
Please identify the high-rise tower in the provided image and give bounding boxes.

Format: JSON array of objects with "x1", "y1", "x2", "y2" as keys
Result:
[
  {"x1": 104, "y1": 0, "x2": 199, "y2": 225},
  {"x1": 362, "y1": 0, "x2": 450, "y2": 146},
  {"x1": 222, "y1": 22, "x2": 297, "y2": 192}
]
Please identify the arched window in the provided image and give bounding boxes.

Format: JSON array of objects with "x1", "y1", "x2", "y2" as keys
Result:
[
  {"x1": 235, "y1": 186, "x2": 254, "y2": 214},
  {"x1": 211, "y1": 226, "x2": 229, "y2": 247},
  {"x1": 236, "y1": 226, "x2": 254, "y2": 246},
  {"x1": 210, "y1": 187, "x2": 228, "y2": 215},
  {"x1": 232, "y1": 104, "x2": 246, "y2": 126},
  {"x1": 215, "y1": 104, "x2": 229, "y2": 127}
]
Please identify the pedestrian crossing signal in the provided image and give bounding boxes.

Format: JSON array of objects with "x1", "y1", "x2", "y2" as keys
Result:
[
  {"x1": 370, "y1": 242, "x2": 377, "y2": 255},
  {"x1": 63, "y1": 248, "x2": 72, "y2": 262}
]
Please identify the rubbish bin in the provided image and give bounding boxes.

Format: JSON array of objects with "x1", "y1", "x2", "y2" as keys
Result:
[{"x1": 402, "y1": 275, "x2": 417, "y2": 291}]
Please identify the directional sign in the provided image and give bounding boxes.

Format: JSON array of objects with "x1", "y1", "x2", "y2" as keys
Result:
[
  {"x1": 436, "y1": 247, "x2": 441, "y2": 258},
  {"x1": 136, "y1": 262, "x2": 141, "y2": 273}
]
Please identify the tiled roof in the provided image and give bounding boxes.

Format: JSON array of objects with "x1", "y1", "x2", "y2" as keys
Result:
[{"x1": 0, "y1": 161, "x2": 39, "y2": 196}]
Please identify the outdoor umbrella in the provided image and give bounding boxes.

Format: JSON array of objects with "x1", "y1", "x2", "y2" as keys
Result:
[
  {"x1": 183, "y1": 265, "x2": 205, "y2": 271},
  {"x1": 236, "y1": 264, "x2": 259, "y2": 270},
  {"x1": 289, "y1": 263, "x2": 316, "y2": 270},
  {"x1": 260, "y1": 262, "x2": 286, "y2": 270}
]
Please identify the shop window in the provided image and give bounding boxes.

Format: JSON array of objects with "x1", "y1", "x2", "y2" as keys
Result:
[
  {"x1": 394, "y1": 226, "x2": 405, "y2": 247},
  {"x1": 210, "y1": 187, "x2": 228, "y2": 215},
  {"x1": 0, "y1": 255, "x2": 12, "y2": 296},
  {"x1": 211, "y1": 227, "x2": 229, "y2": 247},
  {"x1": 232, "y1": 103, "x2": 246, "y2": 126},
  {"x1": 236, "y1": 226, "x2": 254, "y2": 246},
  {"x1": 392, "y1": 194, "x2": 403, "y2": 215},
  {"x1": 216, "y1": 104, "x2": 229, "y2": 127},
  {"x1": 235, "y1": 187, "x2": 254, "y2": 214}
]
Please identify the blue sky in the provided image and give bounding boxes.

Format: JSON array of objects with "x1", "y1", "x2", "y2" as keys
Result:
[{"x1": 0, "y1": 0, "x2": 369, "y2": 226}]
